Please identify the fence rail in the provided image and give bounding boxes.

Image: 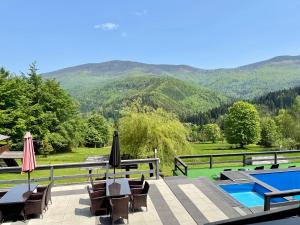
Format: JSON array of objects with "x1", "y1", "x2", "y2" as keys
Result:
[
  {"x1": 264, "y1": 189, "x2": 300, "y2": 211},
  {"x1": 0, "y1": 158, "x2": 160, "y2": 185},
  {"x1": 174, "y1": 150, "x2": 300, "y2": 176}
]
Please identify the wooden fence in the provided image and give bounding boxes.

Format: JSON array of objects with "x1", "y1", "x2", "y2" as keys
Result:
[
  {"x1": 174, "y1": 150, "x2": 300, "y2": 176},
  {"x1": 0, "y1": 158, "x2": 160, "y2": 185}
]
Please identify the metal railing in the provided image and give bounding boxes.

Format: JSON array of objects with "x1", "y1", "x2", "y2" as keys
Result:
[
  {"x1": 264, "y1": 189, "x2": 300, "y2": 211},
  {"x1": 0, "y1": 158, "x2": 160, "y2": 185},
  {"x1": 174, "y1": 150, "x2": 300, "y2": 176}
]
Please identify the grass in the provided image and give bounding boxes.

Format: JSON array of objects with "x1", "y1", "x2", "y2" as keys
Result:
[
  {"x1": 175, "y1": 162, "x2": 300, "y2": 180},
  {"x1": 175, "y1": 142, "x2": 300, "y2": 180},
  {"x1": 0, "y1": 142, "x2": 283, "y2": 187}
]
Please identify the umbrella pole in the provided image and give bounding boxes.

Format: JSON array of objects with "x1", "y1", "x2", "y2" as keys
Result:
[{"x1": 28, "y1": 172, "x2": 31, "y2": 190}]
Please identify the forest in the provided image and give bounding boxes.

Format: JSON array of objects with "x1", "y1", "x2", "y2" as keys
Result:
[{"x1": 2, "y1": 64, "x2": 300, "y2": 164}]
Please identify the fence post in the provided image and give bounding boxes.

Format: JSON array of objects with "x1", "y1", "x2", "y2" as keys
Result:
[
  {"x1": 174, "y1": 158, "x2": 177, "y2": 174},
  {"x1": 209, "y1": 155, "x2": 213, "y2": 169},
  {"x1": 243, "y1": 154, "x2": 246, "y2": 166},
  {"x1": 185, "y1": 165, "x2": 188, "y2": 176},
  {"x1": 155, "y1": 159, "x2": 160, "y2": 179},
  {"x1": 105, "y1": 162, "x2": 109, "y2": 179},
  {"x1": 50, "y1": 166, "x2": 54, "y2": 182},
  {"x1": 264, "y1": 195, "x2": 271, "y2": 211},
  {"x1": 274, "y1": 152, "x2": 278, "y2": 164}
]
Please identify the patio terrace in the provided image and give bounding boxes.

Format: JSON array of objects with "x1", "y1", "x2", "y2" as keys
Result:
[{"x1": 2, "y1": 177, "x2": 247, "y2": 225}]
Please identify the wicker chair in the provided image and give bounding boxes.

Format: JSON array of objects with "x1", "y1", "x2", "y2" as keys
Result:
[
  {"x1": 24, "y1": 189, "x2": 47, "y2": 219},
  {"x1": 46, "y1": 181, "x2": 54, "y2": 205},
  {"x1": 0, "y1": 203, "x2": 25, "y2": 222},
  {"x1": 37, "y1": 181, "x2": 53, "y2": 210},
  {"x1": 270, "y1": 164, "x2": 279, "y2": 169},
  {"x1": 36, "y1": 186, "x2": 48, "y2": 212},
  {"x1": 129, "y1": 175, "x2": 144, "y2": 189},
  {"x1": 87, "y1": 186, "x2": 108, "y2": 216},
  {"x1": 130, "y1": 181, "x2": 149, "y2": 212},
  {"x1": 90, "y1": 178, "x2": 106, "y2": 191},
  {"x1": 254, "y1": 166, "x2": 264, "y2": 170},
  {"x1": 110, "y1": 196, "x2": 129, "y2": 225}
]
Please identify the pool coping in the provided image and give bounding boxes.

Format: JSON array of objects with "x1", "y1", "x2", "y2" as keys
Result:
[{"x1": 217, "y1": 167, "x2": 300, "y2": 210}]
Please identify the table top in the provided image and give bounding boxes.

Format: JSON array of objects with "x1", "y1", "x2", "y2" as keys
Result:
[
  {"x1": 0, "y1": 184, "x2": 38, "y2": 204},
  {"x1": 106, "y1": 178, "x2": 131, "y2": 197}
]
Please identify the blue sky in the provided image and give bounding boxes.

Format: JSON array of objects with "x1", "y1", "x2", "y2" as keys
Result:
[{"x1": 1, "y1": 0, "x2": 300, "y2": 73}]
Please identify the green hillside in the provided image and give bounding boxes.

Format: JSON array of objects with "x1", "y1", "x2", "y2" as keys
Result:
[
  {"x1": 43, "y1": 56, "x2": 300, "y2": 99},
  {"x1": 75, "y1": 76, "x2": 228, "y2": 118}
]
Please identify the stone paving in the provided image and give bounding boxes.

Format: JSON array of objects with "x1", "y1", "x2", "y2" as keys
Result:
[{"x1": 2, "y1": 177, "x2": 247, "y2": 225}]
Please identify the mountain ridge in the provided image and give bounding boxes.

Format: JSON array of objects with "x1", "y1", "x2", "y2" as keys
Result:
[
  {"x1": 45, "y1": 55, "x2": 300, "y2": 99},
  {"x1": 43, "y1": 55, "x2": 300, "y2": 75}
]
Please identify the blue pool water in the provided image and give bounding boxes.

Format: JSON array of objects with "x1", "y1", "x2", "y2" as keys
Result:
[
  {"x1": 251, "y1": 170, "x2": 300, "y2": 200},
  {"x1": 251, "y1": 170, "x2": 300, "y2": 191},
  {"x1": 220, "y1": 183, "x2": 286, "y2": 208}
]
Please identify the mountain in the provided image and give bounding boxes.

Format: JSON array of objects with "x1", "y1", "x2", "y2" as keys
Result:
[
  {"x1": 43, "y1": 60, "x2": 205, "y2": 95},
  {"x1": 253, "y1": 85, "x2": 300, "y2": 112},
  {"x1": 74, "y1": 76, "x2": 228, "y2": 118},
  {"x1": 43, "y1": 56, "x2": 300, "y2": 99}
]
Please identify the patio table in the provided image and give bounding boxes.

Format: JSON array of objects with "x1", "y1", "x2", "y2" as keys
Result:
[
  {"x1": 0, "y1": 184, "x2": 37, "y2": 205},
  {"x1": 0, "y1": 184, "x2": 38, "y2": 221},
  {"x1": 106, "y1": 178, "x2": 131, "y2": 197}
]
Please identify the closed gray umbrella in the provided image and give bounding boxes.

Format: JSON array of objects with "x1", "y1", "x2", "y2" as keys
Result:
[{"x1": 109, "y1": 131, "x2": 121, "y2": 176}]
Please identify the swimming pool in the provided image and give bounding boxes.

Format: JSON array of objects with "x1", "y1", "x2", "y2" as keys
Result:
[
  {"x1": 220, "y1": 183, "x2": 286, "y2": 208},
  {"x1": 251, "y1": 170, "x2": 300, "y2": 200}
]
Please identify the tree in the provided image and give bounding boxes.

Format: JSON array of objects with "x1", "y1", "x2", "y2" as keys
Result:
[
  {"x1": 260, "y1": 117, "x2": 278, "y2": 147},
  {"x1": 224, "y1": 101, "x2": 261, "y2": 148},
  {"x1": 275, "y1": 96, "x2": 300, "y2": 149},
  {"x1": 119, "y1": 103, "x2": 190, "y2": 164},
  {"x1": 0, "y1": 64, "x2": 81, "y2": 152},
  {"x1": 185, "y1": 123, "x2": 201, "y2": 142},
  {"x1": 84, "y1": 114, "x2": 109, "y2": 148},
  {"x1": 202, "y1": 123, "x2": 222, "y2": 143},
  {"x1": 40, "y1": 135, "x2": 54, "y2": 157}
]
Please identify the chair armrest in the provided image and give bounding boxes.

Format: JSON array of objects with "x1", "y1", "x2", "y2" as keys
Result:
[
  {"x1": 129, "y1": 180, "x2": 143, "y2": 185},
  {"x1": 131, "y1": 188, "x2": 143, "y2": 195},
  {"x1": 132, "y1": 193, "x2": 147, "y2": 197},
  {"x1": 26, "y1": 199, "x2": 42, "y2": 204},
  {"x1": 37, "y1": 186, "x2": 47, "y2": 192},
  {"x1": 91, "y1": 196, "x2": 106, "y2": 201},
  {"x1": 28, "y1": 193, "x2": 43, "y2": 200}
]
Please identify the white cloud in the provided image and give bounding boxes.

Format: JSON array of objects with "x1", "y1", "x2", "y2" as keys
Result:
[
  {"x1": 134, "y1": 10, "x2": 147, "y2": 16},
  {"x1": 94, "y1": 22, "x2": 119, "y2": 31},
  {"x1": 121, "y1": 32, "x2": 127, "y2": 37}
]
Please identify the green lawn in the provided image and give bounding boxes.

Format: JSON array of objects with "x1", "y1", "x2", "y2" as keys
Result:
[
  {"x1": 175, "y1": 142, "x2": 300, "y2": 180},
  {"x1": 0, "y1": 142, "x2": 283, "y2": 187},
  {"x1": 190, "y1": 142, "x2": 277, "y2": 154},
  {"x1": 175, "y1": 162, "x2": 300, "y2": 180}
]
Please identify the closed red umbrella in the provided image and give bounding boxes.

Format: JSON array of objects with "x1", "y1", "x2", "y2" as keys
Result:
[{"x1": 22, "y1": 132, "x2": 36, "y2": 189}]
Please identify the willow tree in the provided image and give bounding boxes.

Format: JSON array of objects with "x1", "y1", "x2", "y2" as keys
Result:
[{"x1": 118, "y1": 104, "x2": 190, "y2": 164}]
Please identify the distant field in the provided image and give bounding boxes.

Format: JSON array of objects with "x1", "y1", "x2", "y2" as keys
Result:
[
  {"x1": 176, "y1": 143, "x2": 300, "y2": 180},
  {"x1": 0, "y1": 143, "x2": 279, "y2": 187},
  {"x1": 190, "y1": 142, "x2": 277, "y2": 154}
]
